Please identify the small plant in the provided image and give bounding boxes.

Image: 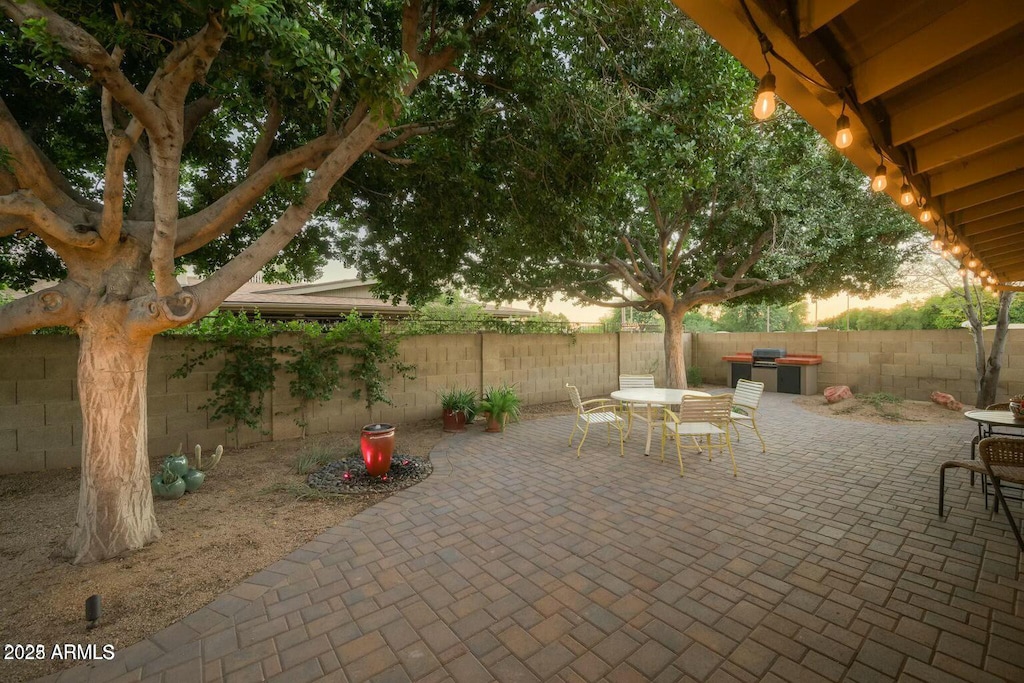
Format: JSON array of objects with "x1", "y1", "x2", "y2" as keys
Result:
[
  {"x1": 295, "y1": 444, "x2": 334, "y2": 474},
  {"x1": 480, "y1": 383, "x2": 522, "y2": 432},
  {"x1": 440, "y1": 387, "x2": 477, "y2": 418},
  {"x1": 151, "y1": 465, "x2": 186, "y2": 500},
  {"x1": 686, "y1": 366, "x2": 703, "y2": 387}
]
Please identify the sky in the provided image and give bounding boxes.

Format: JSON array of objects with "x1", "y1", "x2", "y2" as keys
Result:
[{"x1": 319, "y1": 261, "x2": 930, "y2": 325}]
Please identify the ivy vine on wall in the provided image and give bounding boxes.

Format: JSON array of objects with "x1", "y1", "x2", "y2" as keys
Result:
[{"x1": 170, "y1": 311, "x2": 414, "y2": 437}]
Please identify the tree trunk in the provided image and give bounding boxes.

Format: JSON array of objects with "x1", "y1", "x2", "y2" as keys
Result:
[
  {"x1": 976, "y1": 291, "x2": 1014, "y2": 408},
  {"x1": 664, "y1": 311, "x2": 687, "y2": 389},
  {"x1": 68, "y1": 322, "x2": 160, "y2": 564}
]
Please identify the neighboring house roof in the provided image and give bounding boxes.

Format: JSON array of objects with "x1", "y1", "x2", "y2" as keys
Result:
[
  {"x1": 15, "y1": 277, "x2": 538, "y2": 320},
  {"x1": 211, "y1": 278, "x2": 537, "y2": 320}
]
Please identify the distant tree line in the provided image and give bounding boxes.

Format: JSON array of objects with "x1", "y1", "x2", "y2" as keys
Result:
[
  {"x1": 599, "y1": 301, "x2": 809, "y2": 333},
  {"x1": 819, "y1": 291, "x2": 1024, "y2": 331}
]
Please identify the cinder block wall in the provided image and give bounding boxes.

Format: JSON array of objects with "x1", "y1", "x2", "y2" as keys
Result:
[
  {"x1": 7, "y1": 327, "x2": 1016, "y2": 474},
  {"x1": 691, "y1": 329, "x2": 1024, "y2": 402},
  {"x1": 0, "y1": 331, "x2": 669, "y2": 474}
]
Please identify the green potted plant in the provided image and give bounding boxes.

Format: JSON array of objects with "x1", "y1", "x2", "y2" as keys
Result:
[
  {"x1": 479, "y1": 383, "x2": 522, "y2": 433},
  {"x1": 440, "y1": 387, "x2": 477, "y2": 432}
]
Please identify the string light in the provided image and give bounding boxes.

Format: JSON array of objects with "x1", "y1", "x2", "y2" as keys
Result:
[
  {"x1": 957, "y1": 267, "x2": 967, "y2": 278},
  {"x1": 967, "y1": 256, "x2": 979, "y2": 269},
  {"x1": 985, "y1": 284, "x2": 994, "y2": 292},
  {"x1": 754, "y1": 71, "x2": 776, "y2": 120},
  {"x1": 919, "y1": 203, "x2": 932, "y2": 223},
  {"x1": 900, "y1": 181, "x2": 914, "y2": 206},
  {"x1": 930, "y1": 238, "x2": 942, "y2": 251},
  {"x1": 835, "y1": 106, "x2": 852, "y2": 149},
  {"x1": 980, "y1": 269, "x2": 989, "y2": 278},
  {"x1": 951, "y1": 243, "x2": 962, "y2": 255},
  {"x1": 987, "y1": 276, "x2": 997, "y2": 284},
  {"x1": 871, "y1": 159, "x2": 887, "y2": 192}
]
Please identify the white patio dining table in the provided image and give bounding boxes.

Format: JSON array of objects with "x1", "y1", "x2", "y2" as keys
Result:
[{"x1": 610, "y1": 387, "x2": 711, "y2": 456}]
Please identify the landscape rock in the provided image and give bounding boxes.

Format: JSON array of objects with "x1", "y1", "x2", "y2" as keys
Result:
[
  {"x1": 930, "y1": 391, "x2": 963, "y2": 411},
  {"x1": 824, "y1": 385, "x2": 853, "y2": 404}
]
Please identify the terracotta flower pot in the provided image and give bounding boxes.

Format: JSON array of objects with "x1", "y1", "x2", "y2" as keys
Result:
[
  {"x1": 485, "y1": 414, "x2": 504, "y2": 433},
  {"x1": 360, "y1": 423, "x2": 395, "y2": 477},
  {"x1": 442, "y1": 409, "x2": 467, "y2": 433}
]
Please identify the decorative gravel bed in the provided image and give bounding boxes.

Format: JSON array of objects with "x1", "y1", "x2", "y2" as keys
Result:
[{"x1": 307, "y1": 455, "x2": 432, "y2": 494}]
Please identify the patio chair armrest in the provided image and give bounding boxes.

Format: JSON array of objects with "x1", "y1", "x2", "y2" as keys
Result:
[
  {"x1": 581, "y1": 398, "x2": 614, "y2": 408},
  {"x1": 583, "y1": 402, "x2": 619, "y2": 414}
]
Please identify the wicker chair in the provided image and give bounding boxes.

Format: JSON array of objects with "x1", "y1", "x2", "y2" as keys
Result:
[
  {"x1": 661, "y1": 394, "x2": 736, "y2": 477},
  {"x1": 940, "y1": 436, "x2": 1024, "y2": 551},
  {"x1": 728, "y1": 379, "x2": 766, "y2": 452},
  {"x1": 566, "y1": 384, "x2": 625, "y2": 458},
  {"x1": 969, "y1": 402, "x2": 1013, "y2": 487},
  {"x1": 618, "y1": 374, "x2": 655, "y2": 437}
]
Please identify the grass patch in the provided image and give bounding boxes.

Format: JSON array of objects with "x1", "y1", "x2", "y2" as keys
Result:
[
  {"x1": 858, "y1": 391, "x2": 904, "y2": 419},
  {"x1": 294, "y1": 444, "x2": 335, "y2": 474}
]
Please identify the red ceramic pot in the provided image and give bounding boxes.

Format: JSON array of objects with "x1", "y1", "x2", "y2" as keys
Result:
[{"x1": 361, "y1": 423, "x2": 395, "y2": 477}]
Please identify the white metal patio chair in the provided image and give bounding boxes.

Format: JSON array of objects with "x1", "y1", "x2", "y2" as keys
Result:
[
  {"x1": 661, "y1": 394, "x2": 736, "y2": 477},
  {"x1": 618, "y1": 374, "x2": 655, "y2": 437},
  {"x1": 728, "y1": 379, "x2": 766, "y2": 452},
  {"x1": 566, "y1": 383, "x2": 625, "y2": 458}
]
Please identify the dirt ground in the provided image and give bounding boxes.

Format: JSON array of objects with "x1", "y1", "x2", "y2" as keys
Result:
[
  {"x1": 0, "y1": 403, "x2": 575, "y2": 682},
  {"x1": 793, "y1": 393, "x2": 968, "y2": 424}
]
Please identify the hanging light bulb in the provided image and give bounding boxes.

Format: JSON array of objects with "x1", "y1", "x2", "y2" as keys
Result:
[
  {"x1": 835, "y1": 113, "x2": 853, "y2": 149},
  {"x1": 985, "y1": 284, "x2": 993, "y2": 292},
  {"x1": 941, "y1": 248, "x2": 950, "y2": 258},
  {"x1": 919, "y1": 203, "x2": 932, "y2": 223},
  {"x1": 900, "y1": 182, "x2": 914, "y2": 206},
  {"x1": 957, "y1": 268, "x2": 967, "y2": 278},
  {"x1": 951, "y1": 244, "x2": 962, "y2": 255},
  {"x1": 979, "y1": 269, "x2": 989, "y2": 278},
  {"x1": 871, "y1": 163, "x2": 887, "y2": 192},
  {"x1": 988, "y1": 276, "x2": 997, "y2": 284},
  {"x1": 967, "y1": 257, "x2": 979, "y2": 269},
  {"x1": 930, "y1": 238, "x2": 942, "y2": 250},
  {"x1": 753, "y1": 71, "x2": 776, "y2": 120}
]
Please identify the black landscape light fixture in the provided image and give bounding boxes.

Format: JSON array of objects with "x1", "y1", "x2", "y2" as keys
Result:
[{"x1": 85, "y1": 594, "x2": 101, "y2": 629}]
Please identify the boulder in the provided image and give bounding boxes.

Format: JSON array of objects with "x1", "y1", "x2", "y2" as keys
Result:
[
  {"x1": 824, "y1": 385, "x2": 853, "y2": 404},
  {"x1": 930, "y1": 391, "x2": 964, "y2": 411}
]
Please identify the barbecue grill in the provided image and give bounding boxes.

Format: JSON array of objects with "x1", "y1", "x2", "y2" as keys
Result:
[{"x1": 751, "y1": 348, "x2": 786, "y2": 368}]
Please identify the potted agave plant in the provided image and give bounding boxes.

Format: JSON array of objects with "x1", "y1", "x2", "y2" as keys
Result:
[
  {"x1": 479, "y1": 383, "x2": 522, "y2": 433},
  {"x1": 440, "y1": 387, "x2": 477, "y2": 433},
  {"x1": 152, "y1": 444, "x2": 222, "y2": 499}
]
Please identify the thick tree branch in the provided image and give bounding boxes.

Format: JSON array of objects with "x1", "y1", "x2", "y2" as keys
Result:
[
  {"x1": 247, "y1": 95, "x2": 283, "y2": 177},
  {"x1": 1, "y1": 0, "x2": 164, "y2": 134},
  {"x1": 0, "y1": 282, "x2": 86, "y2": 338},
  {"x1": 126, "y1": 141, "x2": 155, "y2": 222},
  {"x1": 183, "y1": 96, "x2": 220, "y2": 146},
  {"x1": 173, "y1": 133, "x2": 340, "y2": 255},
  {"x1": 147, "y1": 17, "x2": 227, "y2": 299},
  {"x1": 712, "y1": 228, "x2": 771, "y2": 285},
  {"x1": 0, "y1": 190, "x2": 101, "y2": 249},
  {"x1": 0, "y1": 94, "x2": 91, "y2": 212},
  {"x1": 176, "y1": 117, "x2": 386, "y2": 324}
]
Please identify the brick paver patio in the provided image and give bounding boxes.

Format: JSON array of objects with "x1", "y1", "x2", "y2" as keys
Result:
[{"x1": 41, "y1": 392, "x2": 1024, "y2": 682}]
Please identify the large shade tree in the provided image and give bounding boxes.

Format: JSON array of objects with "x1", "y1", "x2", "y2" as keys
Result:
[
  {"x1": 347, "y1": 3, "x2": 922, "y2": 387},
  {"x1": 0, "y1": 0, "x2": 551, "y2": 563}
]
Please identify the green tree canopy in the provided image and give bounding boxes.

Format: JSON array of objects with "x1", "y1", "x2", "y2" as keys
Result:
[{"x1": 341, "y1": 2, "x2": 922, "y2": 386}]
